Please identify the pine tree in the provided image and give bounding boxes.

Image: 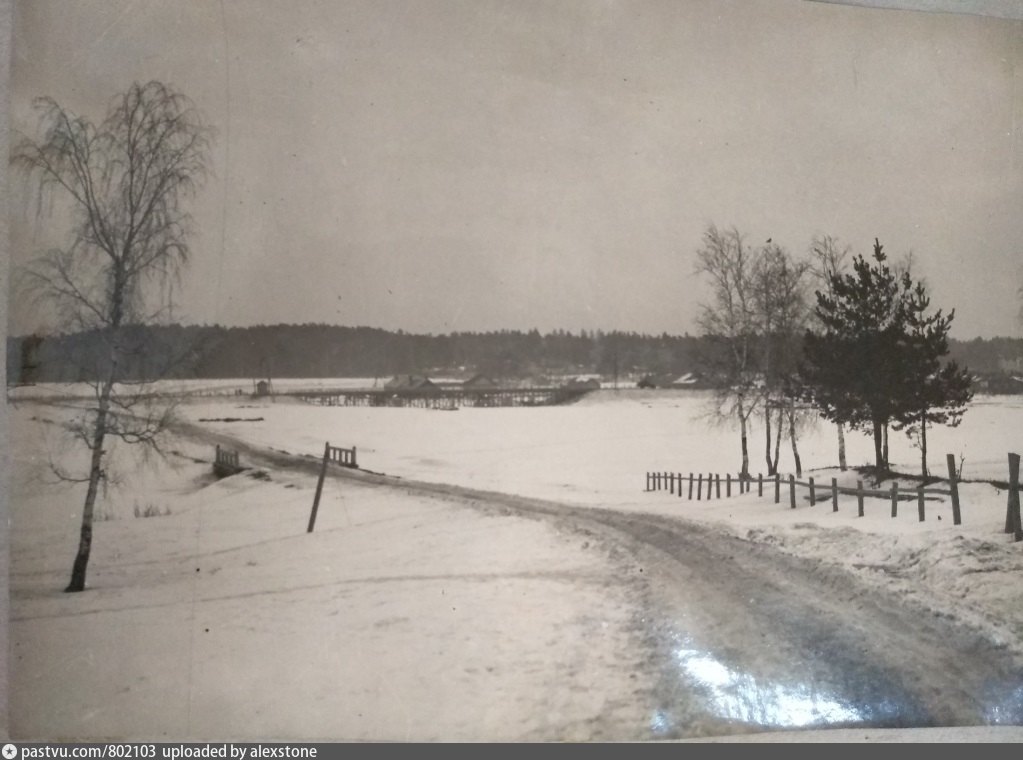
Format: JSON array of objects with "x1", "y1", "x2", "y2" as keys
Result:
[
  {"x1": 801, "y1": 239, "x2": 972, "y2": 472},
  {"x1": 891, "y1": 283, "x2": 973, "y2": 477}
]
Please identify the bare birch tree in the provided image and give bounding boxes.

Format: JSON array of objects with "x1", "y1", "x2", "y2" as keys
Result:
[
  {"x1": 695, "y1": 225, "x2": 760, "y2": 478},
  {"x1": 809, "y1": 234, "x2": 850, "y2": 470},
  {"x1": 752, "y1": 242, "x2": 810, "y2": 476},
  {"x1": 12, "y1": 81, "x2": 214, "y2": 592}
]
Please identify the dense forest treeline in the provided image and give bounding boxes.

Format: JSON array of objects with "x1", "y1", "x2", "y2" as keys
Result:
[
  {"x1": 7, "y1": 323, "x2": 1023, "y2": 390},
  {"x1": 7, "y1": 324, "x2": 701, "y2": 384}
]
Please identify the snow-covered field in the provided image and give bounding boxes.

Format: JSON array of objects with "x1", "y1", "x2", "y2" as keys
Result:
[{"x1": 7, "y1": 386, "x2": 1023, "y2": 741}]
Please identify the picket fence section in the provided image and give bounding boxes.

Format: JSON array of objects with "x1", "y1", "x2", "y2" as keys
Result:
[{"x1": 645, "y1": 452, "x2": 968, "y2": 526}]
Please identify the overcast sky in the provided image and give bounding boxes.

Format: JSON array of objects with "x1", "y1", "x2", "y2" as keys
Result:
[{"x1": 8, "y1": 0, "x2": 1023, "y2": 338}]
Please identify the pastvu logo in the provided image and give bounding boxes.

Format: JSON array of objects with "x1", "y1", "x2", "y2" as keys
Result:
[{"x1": 2, "y1": 744, "x2": 18, "y2": 759}]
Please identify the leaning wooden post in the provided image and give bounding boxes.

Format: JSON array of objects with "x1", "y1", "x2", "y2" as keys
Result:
[
  {"x1": 726, "y1": 473, "x2": 732, "y2": 498},
  {"x1": 917, "y1": 486, "x2": 926, "y2": 522},
  {"x1": 831, "y1": 478, "x2": 839, "y2": 512},
  {"x1": 774, "y1": 473, "x2": 780, "y2": 504},
  {"x1": 1007, "y1": 453, "x2": 1022, "y2": 542},
  {"x1": 857, "y1": 480, "x2": 865, "y2": 517},
  {"x1": 891, "y1": 482, "x2": 899, "y2": 518},
  {"x1": 808, "y1": 477, "x2": 816, "y2": 506},
  {"x1": 1005, "y1": 453, "x2": 1019, "y2": 535},
  {"x1": 308, "y1": 441, "x2": 331, "y2": 533},
  {"x1": 789, "y1": 474, "x2": 796, "y2": 509},
  {"x1": 688, "y1": 473, "x2": 694, "y2": 500},
  {"x1": 946, "y1": 453, "x2": 962, "y2": 526}
]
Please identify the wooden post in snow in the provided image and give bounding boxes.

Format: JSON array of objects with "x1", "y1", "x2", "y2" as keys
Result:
[
  {"x1": 808, "y1": 477, "x2": 816, "y2": 506},
  {"x1": 726, "y1": 473, "x2": 732, "y2": 498},
  {"x1": 918, "y1": 486, "x2": 926, "y2": 522},
  {"x1": 688, "y1": 473, "x2": 694, "y2": 500},
  {"x1": 775, "y1": 473, "x2": 780, "y2": 504},
  {"x1": 758, "y1": 473, "x2": 763, "y2": 498},
  {"x1": 716, "y1": 474, "x2": 721, "y2": 499},
  {"x1": 1007, "y1": 453, "x2": 1022, "y2": 542},
  {"x1": 789, "y1": 474, "x2": 796, "y2": 509},
  {"x1": 891, "y1": 482, "x2": 899, "y2": 518},
  {"x1": 308, "y1": 441, "x2": 331, "y2": 533},
  {"x1": 946, "y1": 454, "x2": 962, "y2": 526},
  {"x1": 832, "y1": 478, "x2": 839, "y2": 512},
  {"x1": 697, "y1": 473, "x2": 703, "y2": 500},
  {"x1": 856, "y1": 480, "x2": 864, "y2": 517}
]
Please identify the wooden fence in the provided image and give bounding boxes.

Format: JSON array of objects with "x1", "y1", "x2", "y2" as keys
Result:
[
  {"x1": 644, "y1": 452, "x2": 966, "y2": 525},
  {"x1": 307, "y1": 441, "x2": 359, "y2": 533},
  {"x1": 326, "y1": 443, "x2": 358, "y2": 468},
  {"x1": 213, "y1": 445, "x2": 242, "y2": 477}
]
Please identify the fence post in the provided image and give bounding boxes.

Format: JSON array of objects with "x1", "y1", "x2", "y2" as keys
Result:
[
  {"x1": 918, "y1": 486, "x2": 926, "y2": 522},
  {"x1": 688, "y1": 473, "x2": 694, "y2": 500},
  {"x1": 670, "y1": 472, "x2": 675, "y2": 495},
  {"x1": 832, "y1": 478, "x2": 839, "y2": 512},
  {"x1": 789, "y1": 474, "x2": 796, "y2": 509},
  {"x1": 808, "y1": 477, "x2": 816, "y2": 506},
  {"x1": 758, "y1": 473, "x2": 763, "y2": 498},
  {"x1": 352, "y1": 446, "x2": 357, "y2": 468},
  {"x1": 646, "y1": 472, "x2": 651, "y2": 491},
  {"x1": 308, "y1": 441, "x2": 331, "y2": 533},
  {"x1": 697, "y1": 473, "x2": 703, "y2": 500},
  {"x1": 857, "y1": 480, "x2": 864, "y2": 517},
  {"x1": 1006, "y1": 453, "x2": 1019, "y2": 534},
  {"x1": 715, "y1": 474, "x2": 721, "y2": 499},
  {"x1": 1008, "y1": 453, "x2": 1022, "y2": 542},
  {"x1": 726, "y1": 473, "x2": 731, "y2": 498},
  {"x1": 891, "y1": 482, "x2": 899, "y2": 518},
  {"x1": 775, "y1": 473, "x2": 780, "y2": 504},
  {"x1": 946, "y1": 453, "x2": 962, "y2": 526}
]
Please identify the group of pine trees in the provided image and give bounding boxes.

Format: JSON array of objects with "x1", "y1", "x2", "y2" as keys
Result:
[{"x1": 696, "y1": 226, "x2": 972, "y2": 478}]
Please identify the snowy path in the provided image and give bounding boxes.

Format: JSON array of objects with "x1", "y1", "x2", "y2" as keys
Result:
[
  {"x1": 10, "y1": 402, "x2": 1023, "y2": 740},
  {"x1": 175, "y1": 420, "x2": 1023, "y2": 734}
]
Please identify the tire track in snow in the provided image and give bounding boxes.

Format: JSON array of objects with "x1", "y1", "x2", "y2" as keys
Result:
[{"x1": 174, "y1": 420, "x2": 1023, "y2": 736}]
